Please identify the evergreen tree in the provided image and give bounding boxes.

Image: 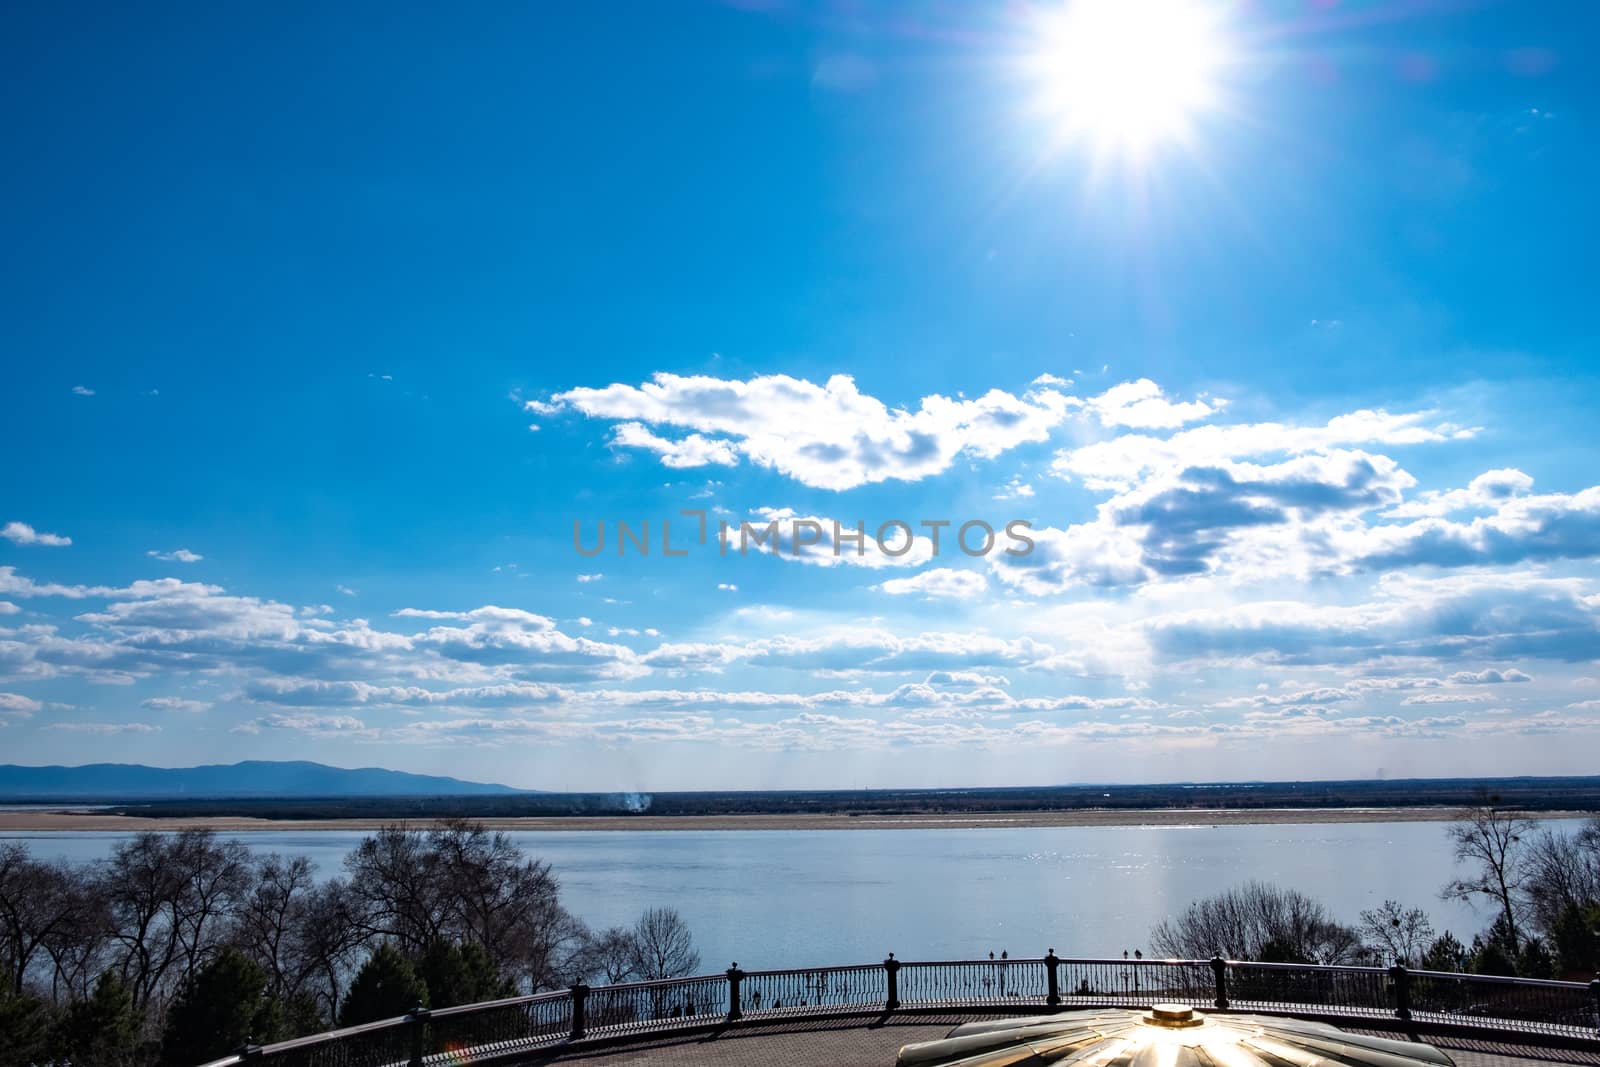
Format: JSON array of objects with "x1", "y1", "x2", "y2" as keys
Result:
[
  {"x1": 338, "y1": 943, "x2": 428, "y2": 1027},
  {"x1": 160, "y1": 947, "x2": 281, "y2": 1067},
  {"x1": 55, "y1": 972, "x2": 141, "y2": 1067},
  {"x1": 417, "y1": 940, "x2": 508, "y2": 1009},
  {"x1": 1549, "y1": 902, "x2": 1600, "y2": 977},
  {"x1": 1468, "y1": 913, "x2": 1519, "y2": 977},
  {"x1": 277, "y1": 991, "x2": 327, "y2": 1039},
  {"x1": 1515, "y1": 936, "x2": 1555, "y2": 979},
  {"x1": 1419, "y1": 931, "x2": 1468, "y2": 972},
  {"x1": 0, "y1": 991, "x2": 54, "y2": 1067}
]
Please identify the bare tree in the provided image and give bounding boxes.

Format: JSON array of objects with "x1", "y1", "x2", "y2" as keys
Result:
[
  {"x1": 170, "y1": 830, "x2": 253, "y2": 983},
  {"x1": 344, "y1": 821, "x2": 587, "y2": 993},
  {"x1": 0, "y1": 843, "x2": 34, "y2": 991},
  {"x1": 577, "y1": 926, "x2": 638, "y2": 984},
  {"x1": 6, "y1": 821, "x2": 699, "y2": 1029},
  {"x1": 627, "y1": 907, "x2": 700, "y2": 980},
  {"x1": 1358, "y1": 900, "x2": 1436, "y2": 966},
  {"x1": 1522, "y1": 818, "x2": 1600, "y2": 937},
  {"x1": 1150, "y1": 882, "x2": 1363, "y2": 964},
  {"x1": 292, "y1": 878, "x2": 368, "y2": 1020},
  {"x1": 503, "y1": 901, "x2": 591, "y2": 992},
  {"x1": 38, "y1": 867, "x2": 112, "y2": 1003},
  {"x1": 430, "y1": 820, "x2": 563, "y2": 963},
  {"x1": 1442, "y1": 805, "x2": 1534, "y2": 954},
  {"x1": 232, "y1": 853, "x2": 318, "y2": 999},
  {"x1": 103, "y1": 832, "x2": 189, "y2": 1010},
  {"x1": 0, "y1": 844, "x2": 99, "y2": 995},
  {"x1": 343, "y1": 825, "x2": 449, "y2": 953},
  {"x1": 98, "y1": 829, "x2": 253, "y2": 1011}
]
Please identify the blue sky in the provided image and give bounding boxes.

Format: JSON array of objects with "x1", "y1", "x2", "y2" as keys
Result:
[{"x1": 2, "y1": 0, "x2": 1598, "y2": 789}]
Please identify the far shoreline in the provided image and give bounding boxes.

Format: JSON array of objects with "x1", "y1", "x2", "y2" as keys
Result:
[{"x1": 0, "y1": 805, "x2": 1593, "y2": 834}]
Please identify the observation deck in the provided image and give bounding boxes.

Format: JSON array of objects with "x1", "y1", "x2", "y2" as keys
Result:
[{"x1": 200, "y1": 955, "x2": 1600, "y2": 1067}]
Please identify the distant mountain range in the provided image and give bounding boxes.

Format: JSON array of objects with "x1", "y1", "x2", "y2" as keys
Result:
[{"x1": 0, "y1": 760, "x2": 525, "y2": 800}]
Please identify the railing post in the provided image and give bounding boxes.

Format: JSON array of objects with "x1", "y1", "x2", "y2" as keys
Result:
[
  {"x1": 1589, "y1": 975, "x2": 1599, "y2": 1034},
  {"x1": 237, "y1": 1036, "x2": 260, "y2": 1060},
  {"x1": 885, "y1": 953, "x2": 900, "y2": 1011},
  {"x1": 1045, "y1": 948, "x2": 1061, "y2": 1008},
  {"x1": 570, "y1": 982, "x2": 589, "y2": 1041},
  {"x1": 1389, "y1": 965, "x2": 1411, "y2": 1022},
  {"x1": 1211, "y1": 956, "x2": 1229, "y2": 1011},
  {"x1": 406, "y1": 1003, "x2": 430, "y2": 1067},
  {"x1": 727, "y1": 962, "x2": 745, "y2": 1021}
]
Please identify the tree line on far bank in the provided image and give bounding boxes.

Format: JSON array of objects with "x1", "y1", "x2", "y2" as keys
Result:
[
  {"x1": 1148, "y1": 809, "x2": 1600, "y2": 979},
  {"x1": 0, "y1": 820, "x2": 699, "y2": 1067}
]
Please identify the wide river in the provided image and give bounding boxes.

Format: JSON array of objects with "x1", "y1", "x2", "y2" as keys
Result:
[{"x1": 1, "y1": 820, "x2": 1555, "y2": 971}]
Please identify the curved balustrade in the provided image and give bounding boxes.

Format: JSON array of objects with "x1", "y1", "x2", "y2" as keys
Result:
[{"x1": 197, "y1": 956, "x2": 1600, "y2": 1067}]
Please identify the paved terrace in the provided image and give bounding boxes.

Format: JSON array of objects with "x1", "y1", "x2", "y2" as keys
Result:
[{"x1": 518, "y1": 1014, "x2": 1600, "y2": 1067}]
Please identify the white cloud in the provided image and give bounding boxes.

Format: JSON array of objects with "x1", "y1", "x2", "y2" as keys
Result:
[
  {"x1": 717, "y1": 583, "x2": 738, "y2": 591},
  {"x1": 1448, "y1": 668, "x2": 1533, "y2": 684},
  {"x1": 877, "y1": 568, "x2": 989, "y2": 599},
  {"x1": 395, "y1": 605, "x2": 556, "y2": 629},
  {"x1": 2, "y1": 522, "x2": 72, "y2": 547},
  {"x1": 405, "y1": 611, "x2": 645, "y2": 681},
  {"x1": 610, "y1": 422, "x2": 740, "y2": 468},
  {"x1": 147, "y1": 548, "x2": 203, "y2": 563},
  {"x1": 990, "y1": 520, "x2": 1149, "y2": 595},
  {"x1": 1086, "y1": 378, "x2": 1222, "y2": 429},
  {"x1": 0, "y1": 566, "x2": 220, "y2": 600},
  {"x1": 1388, "y1": 468, "x2": 1535, "y2": 518},
  {"x1": 46, "y1": 722, "x2": 159, "y2": 734},
  {"x1": 4, "y1": 412, "x2": 1596, "y2": 776},
  {"x1": 741, "y1": 629, "x2": 1055, "y2": 674},
  {"x1": 140, "y1": 696, "x2": 211, "y2": 712},
  {"x1": 0, "y1": 575, "x2": 652, "y2": 691},
  {"x1": 994, "y1": 477, "x2": 1036, "y2": 501},
  {"x1": 630, "y1": 627, "x2": 1061, "y2": 678},
  {"x1": 71, "y1": 385, "x2": 95, "y2": 397},
  {"x1": 991, "y1": 403, "x2": 1511, "y2": 593},
  {"x1": 1352, "y1": 483, "x2": 1600, "y2": 571},
  {"x1": 577, "y1": 573, "x2": 603, "y2": 583},
  {"x1": 734, "y1": 508, "x2": 938, "y2": 569},
  {"x1": 528, "y1": 372, "x2": 1091, "y2": 490},
  {"x1": 235, "y1": 712, "x2": 375, "y2": 738},
  {"x1": 0, "y1": 693, "x2": 42, "y2": 715},
  {"x1": 243, "y1": 677, "x2": 566, "y2": 709},
  {"x1": 1144, "y1": 572, "x2": 1600, "y2": 669},
  {"x1": 1053, "y1": 408, "x2": 1468, "y2": 492},
  {"x1": 924, "y1": 670, "x2": 1011, "y2": 688}
]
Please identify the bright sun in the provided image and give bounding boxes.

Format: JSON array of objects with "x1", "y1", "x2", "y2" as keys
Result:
[{"x1": 1028, "y1": 0, "x2": 1230, "y2": 160}]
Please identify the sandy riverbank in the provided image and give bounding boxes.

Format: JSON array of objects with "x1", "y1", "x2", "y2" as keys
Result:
[{"x1": 0, "y1": 806, "x2": 1591, "y2": 833}]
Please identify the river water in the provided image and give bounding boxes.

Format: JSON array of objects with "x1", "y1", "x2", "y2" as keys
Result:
[{"x1": 2, "y1": 820, "x2": 1556, "y2": 971}]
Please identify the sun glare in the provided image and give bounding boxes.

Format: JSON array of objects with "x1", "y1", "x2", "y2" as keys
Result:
[{"x1": 1029, "y1": 0, "x2": 1231, "y2": 160}]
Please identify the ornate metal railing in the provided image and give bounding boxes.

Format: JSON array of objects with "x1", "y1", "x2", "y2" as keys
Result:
[{"x1": 199, "y1": 955, "x2": 1600, "y2": 1067}]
